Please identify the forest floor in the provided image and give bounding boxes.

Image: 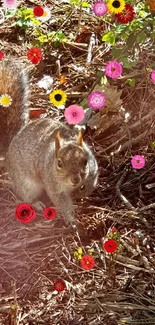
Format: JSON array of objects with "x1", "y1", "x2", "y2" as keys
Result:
[{"x1": 0, "y1": 0, "x2": 155, "y2": 324}]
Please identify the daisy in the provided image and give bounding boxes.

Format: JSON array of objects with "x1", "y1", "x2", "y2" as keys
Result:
[
  {"x1": 15, "y1": 203, "x2": 36, "y2": 224},
  {"x1": 131, "y1": 155, "x2": 145, "y2": 169},
  {"x1": 88, "y1": 91, "x2": 106, "y2": 110},
  {"x1": 115, "y1": 4, "x2": 135, "y2": 24},
  {"x1": 37, "y1": 7, "x2": 51, "y2": 22},
  {"x1": 105, "y1": 61, "x2": 122, "y2": 79},
  {"x1": 80, "y1": 255, "x2": 95, "y2": 270},
  {"x1": 104, "y1": 239, "x2": 117, "y2": 253},
  {"x1": 151, "y1": 70, "x2": 155, "y2": 83},
  {"x1": 107, "y1": 0, "x2": 125, "y2": 14},
  {"x1": 0, "y1": 94, "x2": 12, "y2": 107},
  {"x1": 33, "y1": 6, "x2": 44, "y2": 17},
  {"x1": 93, "y1": 1, "x2": 108, "y2": 16},
  {"x1": 2, "y1": 0, "x2": 18, "y2": 9},
  {"x1": 43, "y1": 207, "x2": 56, "y2": 220},
  {"x1": 64, "y1": 105, "x2": 85, "y2": 125},
  {"x1": 49, "y1": 89, "x2": 67, "y2": 107},
  {"x1": 53, "y1": 280, "x2": 66, "y2": 292}
]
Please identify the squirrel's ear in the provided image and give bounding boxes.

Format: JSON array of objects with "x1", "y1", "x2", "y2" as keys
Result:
[
  {"x1": 77, "y1": 130, "x2": 83, "y2": 146},
  {"x1": 55, "y1": 131, "x2": 61, "y2": 156}
]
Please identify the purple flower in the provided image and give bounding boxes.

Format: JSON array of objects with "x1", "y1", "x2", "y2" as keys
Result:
[
  {"x1": 151, "y1": 70, "x2": 155, "y2": 84},
  {"x1": 64, "y1": 105, "x2": 85, "y2": 125},
  {"x1": 93, "y1": 1, "x2": 108, "y2": 16},
  {"x1": 88, "y1": 91, "x2": 106, "y2": 110},
  {"x1": 131, "y1": 155, "x2": 145, "y2": 169},
  {"x1": 105, "y1": 61, "x2": 122, "y2": 79}
]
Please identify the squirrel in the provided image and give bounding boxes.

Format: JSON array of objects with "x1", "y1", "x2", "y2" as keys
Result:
[{"x1": 0, "y1": 58, "x2": 98, "y2": 225}]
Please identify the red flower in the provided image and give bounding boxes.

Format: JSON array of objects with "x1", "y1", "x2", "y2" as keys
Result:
[
  {"x1": 15, "y1": 203, "x2": 36, "y2": 224},
  {"x1": 53, "y1": 280, "x2": 66, "y2": 292},
  {"x1": 111, "y1": 227, "x2": 117, "y2": 233},
  {"x1": 115, "y1": 4, "x2": 135, "y2": 24},
  {"x1": 104, "y1": 239, "x2": 117, "y2": 253},
  {"x1": 33, "y1": 6, "x2": 44, "y2": 17},
  {"x1": 80, "y1": 255, "x2": 95, "y2": 270},
  {"x1": 43, "y1": 207, "x2": 56, "y2": 220},
  {"x1": 0, "y1": 51, "x2": 4, "y2": 60},
  {"x1": 27, "y1": 48, "x2": 42, "y2": 64}
]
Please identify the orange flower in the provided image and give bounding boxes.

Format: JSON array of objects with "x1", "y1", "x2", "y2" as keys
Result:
[{"x1": 59, "y1": 75, "x2": 66, "y2": 85}]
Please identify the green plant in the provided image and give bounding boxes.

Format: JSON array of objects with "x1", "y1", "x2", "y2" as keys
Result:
[{"x1": 5, "y1": 7, "x2": 40, "y2": 29}]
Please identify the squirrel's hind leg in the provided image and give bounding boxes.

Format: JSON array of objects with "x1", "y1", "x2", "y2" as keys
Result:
[{"x1": 11, "y1": 176, "x2": 44, "y2": 205}]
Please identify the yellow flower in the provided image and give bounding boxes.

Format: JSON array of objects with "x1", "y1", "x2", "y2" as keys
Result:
[
  {"x1": 49, "y1": 89, "x2": 67, "y2": 107},
  {"x1": 107, "y1": 0, "x2": 125, "y2": 14},
  {"x1": 0, "y1": 94, "x2": 12, "y2": 107}
]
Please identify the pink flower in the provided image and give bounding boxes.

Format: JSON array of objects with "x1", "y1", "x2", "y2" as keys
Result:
[
  {"x1": 64, "y1": 105, "x2": 85, "y2": 125},
  {"x1": 88, "y1": 91, "x2": 106, "y2": 110},
  {"x1": 151, "y1": 70, "x2": 155, "y2": 84},
  {"x1": 131, "y1": 155, "x2": 145, "y2": 169},
  {"x1": 2, "y1": 0, "x2": 18, "y2": 9},
  {"x1": 105, "y1": 61, "x2": 122, "y2": 79},
  {"x1": 93, "y1": 1, "x2": 108, "y2": 16}
]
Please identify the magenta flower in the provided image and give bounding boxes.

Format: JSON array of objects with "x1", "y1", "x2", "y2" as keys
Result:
[
  {"x1": 64, "y1": 105, "x2": 85, "y2": 125},
  {"x1": 105, "y1": 61, "x2": 122, "y2": 79},
  {"x1": 151, "y1": 70, "x2": 155, "y2": 84},
  {"x1": 2, "y1": 0, "x2": 18, "y2": 9},
  {"x1": 88, "y1": 91, "x2": 106, "y2": 110},
  {"x1": 93, "y1": 1, "x2": 108, "y2": 16},
  {"x1": 131, "y1": 155, "x2": 145, "y2": 169}
]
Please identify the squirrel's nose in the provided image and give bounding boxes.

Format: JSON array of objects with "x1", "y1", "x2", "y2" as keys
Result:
[{"x1": 71, "y1": 175, "x2": 80, "y2": 185}]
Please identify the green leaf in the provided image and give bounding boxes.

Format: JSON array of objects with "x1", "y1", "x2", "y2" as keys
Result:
[
  {"x1": 102, "y1": 31, "x2": 116, "y2": 46},
  {"x1": 137, "y1": 31, "x2": 147, "y2": 43},
  {"x1": 82, "y1": 1, "x2": 91, "y2": 7},
  {"x1": 122, "y1": 57, "x2": 135, "y2": 69},
  {"x1": 128, "y1": 79, "x2": 136, "y2": 87},
  {"x1": 111, "y1": 47, "x2": 126, "y2": 59},
  {"x1": 151, "y1": 141, "x2": 155, "y2": 149}
]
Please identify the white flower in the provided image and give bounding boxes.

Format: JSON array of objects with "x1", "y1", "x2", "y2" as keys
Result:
[{"x1": 37, "y1": 7, "x2": 51, "y2": 22}]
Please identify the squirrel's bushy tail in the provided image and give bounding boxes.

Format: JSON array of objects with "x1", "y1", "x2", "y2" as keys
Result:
[{"x1": 0, "y1": 59, "x2": 29, "y2": 155}]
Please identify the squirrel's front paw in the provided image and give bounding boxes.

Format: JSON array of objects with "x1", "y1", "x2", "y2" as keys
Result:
[{"x1": 33, "y1": 201, "x2": 46, "y2": 213}]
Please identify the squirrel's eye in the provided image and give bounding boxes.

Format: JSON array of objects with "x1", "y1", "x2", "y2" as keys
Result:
[{"x1": 57, "y1": 159, "x2": 63, "y2": 168}]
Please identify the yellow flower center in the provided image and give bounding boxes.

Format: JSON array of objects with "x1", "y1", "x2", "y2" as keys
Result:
[
  {"x1": 86, "y1": 261, "x2": 90, "y2": 264},
  {"x1": 1, "y1": 96, "x2": 11, "y2": 106},
  {"x1": 43, "y1": 11, "x2": 47, "y2": 17}
]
